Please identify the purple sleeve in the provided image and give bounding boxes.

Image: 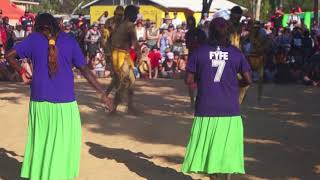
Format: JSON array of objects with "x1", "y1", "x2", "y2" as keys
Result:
[
  {"x1": 14, "y1": 34, "x2": 33, "y2": 59},
  {"x1": 238, "y1": 53, "x2": 251, "y2": 73},
  {"x1": 72, "y1": 40, "x2": 87, "y2": 68},
  {"x1": 186, "y1": 51, "x2": 197, "y2": 73}
]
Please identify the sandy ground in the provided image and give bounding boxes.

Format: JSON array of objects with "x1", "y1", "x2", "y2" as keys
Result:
[{"x1": 0, "y1": 79, "x2": 320, "y2": 180}]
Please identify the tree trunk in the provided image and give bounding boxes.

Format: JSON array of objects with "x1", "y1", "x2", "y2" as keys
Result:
[
  {"x1": 255, "y1": 0, "x2": 262, "y2": 20},
  {"x1": 201, "y1": 0, "x2": 214, "y2": 18}
]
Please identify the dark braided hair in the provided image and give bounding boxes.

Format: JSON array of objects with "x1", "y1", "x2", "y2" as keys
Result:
[
  {"x1": 34, "y1": 13, "x2": 60, "y2": 77},
  {"x1": 209, "y1": 17, "x2": 230, "y2": 47}
]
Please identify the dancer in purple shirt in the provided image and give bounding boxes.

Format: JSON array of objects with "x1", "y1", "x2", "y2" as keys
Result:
[
  {"x1": 182, "y1": 17, "x2": 252, "y2": 180},
  {"x1": 5, "y1": 13, "x2": 113, "y2": 180}
]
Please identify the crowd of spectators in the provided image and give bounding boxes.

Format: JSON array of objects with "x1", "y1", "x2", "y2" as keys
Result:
[{"x1": 1, "y1": 7, "x2": 320, "y2": 87}]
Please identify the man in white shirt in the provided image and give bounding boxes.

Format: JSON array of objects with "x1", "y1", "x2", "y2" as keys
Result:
[
  {"x1": 98, "y1": 11, "x2": 109, "y2": 25},
  {"x1": 172, "y1": 12, "x2": 182, "y2": 29},
  {"x1": 287, "y1": 9, "x2": 301, "y2": 31},
  {"x1": 13, "y1": 23, "x2": 25, "y2": 44}
]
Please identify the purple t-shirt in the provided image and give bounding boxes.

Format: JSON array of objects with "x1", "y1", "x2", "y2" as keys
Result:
[
  {"x1": 14, "y1": 32, "x2": 86, "y2": 103},
  {"x1": 187, "y1": 44, "x2": 251, "y2": 117}
]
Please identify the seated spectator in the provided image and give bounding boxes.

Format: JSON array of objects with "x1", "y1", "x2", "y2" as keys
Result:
[
  {"x1": 138, "y1": 45, "x2": 152, "y2": 79},
  {"x1": 161, "y1": 52, "x2": 178, "y2": 78},
  {"x1": 148, "y1": 47, "x2": 161, "y2": 79},
  {"x1": 146, "y1": 22, "x2": 159, "y2": 49}
]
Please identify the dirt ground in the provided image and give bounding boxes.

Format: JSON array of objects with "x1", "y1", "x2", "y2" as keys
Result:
[{"x1": 0, "y1": 79, "x2": 320, "y2": 180}]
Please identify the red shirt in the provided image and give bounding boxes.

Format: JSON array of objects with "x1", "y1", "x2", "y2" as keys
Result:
[
  {"x1": 0, "y1": 26, "x2": 7, "y2": 47},
  {"x1": 148, "y1": 51, "x2": 161, "y2": 69}
]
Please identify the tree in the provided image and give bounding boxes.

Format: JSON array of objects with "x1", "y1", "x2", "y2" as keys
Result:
[
  {"x1": 255, "y1": 0, "x2": 262, "y2": 20},
  {"x1": 202, "y1": 0, "x2": 214, "y2": 18}
]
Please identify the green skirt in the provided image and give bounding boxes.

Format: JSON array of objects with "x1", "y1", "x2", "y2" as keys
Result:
[
  {"x1": 21, "y1": 101, "x2": 82, "y2": 180},
  {"x1": 182, "y1": 116, "x2": 245, "y2": 174}
]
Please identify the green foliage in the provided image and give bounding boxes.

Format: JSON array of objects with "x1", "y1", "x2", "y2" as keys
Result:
[
  {"x1": 230, "y1": 0, "x2": 316, "y2": 20},
  {"x1": 31, "y1": 0, "x2": 91, "y2": 14}
]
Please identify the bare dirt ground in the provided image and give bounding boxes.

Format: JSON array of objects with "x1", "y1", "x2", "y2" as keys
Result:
[{"x1": 0, "y1": 79, "x2": 320, "y2": 180}]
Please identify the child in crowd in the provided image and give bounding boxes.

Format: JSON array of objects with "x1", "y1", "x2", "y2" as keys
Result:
[
  {"x1": 161, "y1": 52, "x2": 177, "y2": 78},
  {"x1": 138, "y1": 44, "x2": 152, "y2": 79},
  {"x1": 148, "y1": 47, "x2": 161, "y2": 79}
]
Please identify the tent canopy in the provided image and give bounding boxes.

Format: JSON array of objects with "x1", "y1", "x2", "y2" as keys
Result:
[
  {"x1": 0, "y1": 0, "x2": 24, "y2": 20},
  {"x1": 147, "y1": 0, "x2": 247, "y2": 12}
]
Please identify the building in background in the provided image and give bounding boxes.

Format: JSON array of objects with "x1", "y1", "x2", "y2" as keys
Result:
[
  {"x1": 10, "y1": 0, "x2": 40, "y2": 12},
  {"x1": 81, "y1": 0, "x2": 245, "y2": 26}
]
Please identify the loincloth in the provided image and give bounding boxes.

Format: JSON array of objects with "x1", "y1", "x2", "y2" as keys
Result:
[{"x1": 112, "y1": 48, "x2": 135, "y2": 89}]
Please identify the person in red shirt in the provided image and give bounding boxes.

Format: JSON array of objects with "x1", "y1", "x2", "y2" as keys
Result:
[
  {"x1": 148, "y1": 47, "x2": 161, "y2": 78},
  {"x1": 0, "y1": 20, "x2": 7, "y2": 56},
  {"x1": 20, "y1": 11, "x2": 34, "y2": 28}
]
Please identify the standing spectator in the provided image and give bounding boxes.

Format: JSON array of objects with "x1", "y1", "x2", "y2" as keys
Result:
[
  {"x1": 148, "y1": 47, "x2": 161, "y2": 79},
  {"x1": 25, "y1": 22, "x2": 33, "y2": 37},
  {"x1": 302, "y1": 30, "x2": 313, "y2": 62},
  {"x1": 146, "y1": 22, "x2": 159, "y2": 49},
  {"x1": 13, "y1": 23, "x2": 26, "y2": 44},
  {"x1": 271, "y1": 7, "x2": 284, "y2": 32},
  {"x1": 291, "y1": 27, "x2": 304, "y2": 64},
  {"x1": 77, "y1": 14, "x2": 86, "y2": 29},
  {"x1": 85, "y1": 23, "x2": 102, "y2": 68},
  {"x1": 199, "y1": 13, "x2": 209, "y2": 27},
  {"x1": 288, "y1": 8, "x2": 301, "y2": 31},
  {"x1": 98, "y1": 11, "x2": 109, "y2": 25},
  {"x1": 158, "y1": 28, "x2": 172, "y2": 58},
  {"x1": 172, "y1": 12, "x2": 182, "y2": 29},
  {"x1": 20, "y1": 10, "x2": 34, "y2": 28},
  {"x1": 136, "y1": 19, "x2": 146, "y2": 42},
  {"x1": 64, "y1": 21, "x2": 76, "y2": 39},
  {"x1": 264, "y1": 22, "x2": 273, "y2": 35}
]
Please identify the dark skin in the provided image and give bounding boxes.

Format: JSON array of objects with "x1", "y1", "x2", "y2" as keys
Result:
[{"x1": 4, "y1": 49, "x2": 114, "y2": 111}]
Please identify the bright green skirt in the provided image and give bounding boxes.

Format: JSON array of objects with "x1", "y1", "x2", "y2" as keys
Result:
[
  {"x1": 21, "y1": 101, "x2": 82, "y2": 180},
  {"x1": 182, "y1": 116, "x2": 245, "y2": 174}
]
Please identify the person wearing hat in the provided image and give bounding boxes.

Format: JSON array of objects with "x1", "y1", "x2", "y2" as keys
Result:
[
  {"x1": 160, "y1": 12, "x2": 172, "y2": 30},
  {"x1": 288, "y1": 8, "x2": 301, "y2": 31},
  {"x1": 85, "y1": 22, "x2": 102, "y2": 70},
  {"x1": 13, "y1": 22, "x2": 26, "y2": 44},
  {"x1": 161, "y1": 51, "x2": 177, "y2": 78},
  {"x1": 64, "y1": 21, "x2": 76, "y2": 39},
  {"x1": 172, "y1": 12, "x2": 182, "y2": 29},
  {"x1": 138, "y1": 44, "x2": 152, "y2": 78}
]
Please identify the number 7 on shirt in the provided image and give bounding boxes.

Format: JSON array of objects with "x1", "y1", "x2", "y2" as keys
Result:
[{"x1": 212, "y1": 59, "x2": 226, "y2": 82}]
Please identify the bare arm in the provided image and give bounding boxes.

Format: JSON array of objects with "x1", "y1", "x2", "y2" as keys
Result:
[
  {"x1": 78, "y1": 65, "x2": 113, "y2": 110},
  {"x1": 129, "y1": 24, "x2": 141, "y2": 59},
  {"x1": 5, "y1": 49, "x2": 32, "y2": 83},
  {"x1": 185, "y1": 71, "x2": 195, "y2": 85},
  {"x1": 239, "y1": 71, "x2": 252, "y2": 87}
]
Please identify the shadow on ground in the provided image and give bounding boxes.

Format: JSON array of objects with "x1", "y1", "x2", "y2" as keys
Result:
[
  {"x1": 86, "y1": 142, "x2": 193, "y2": 180},
  {"x1": 0, "y1": 148, "x2": 22, "y2": 180}
]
